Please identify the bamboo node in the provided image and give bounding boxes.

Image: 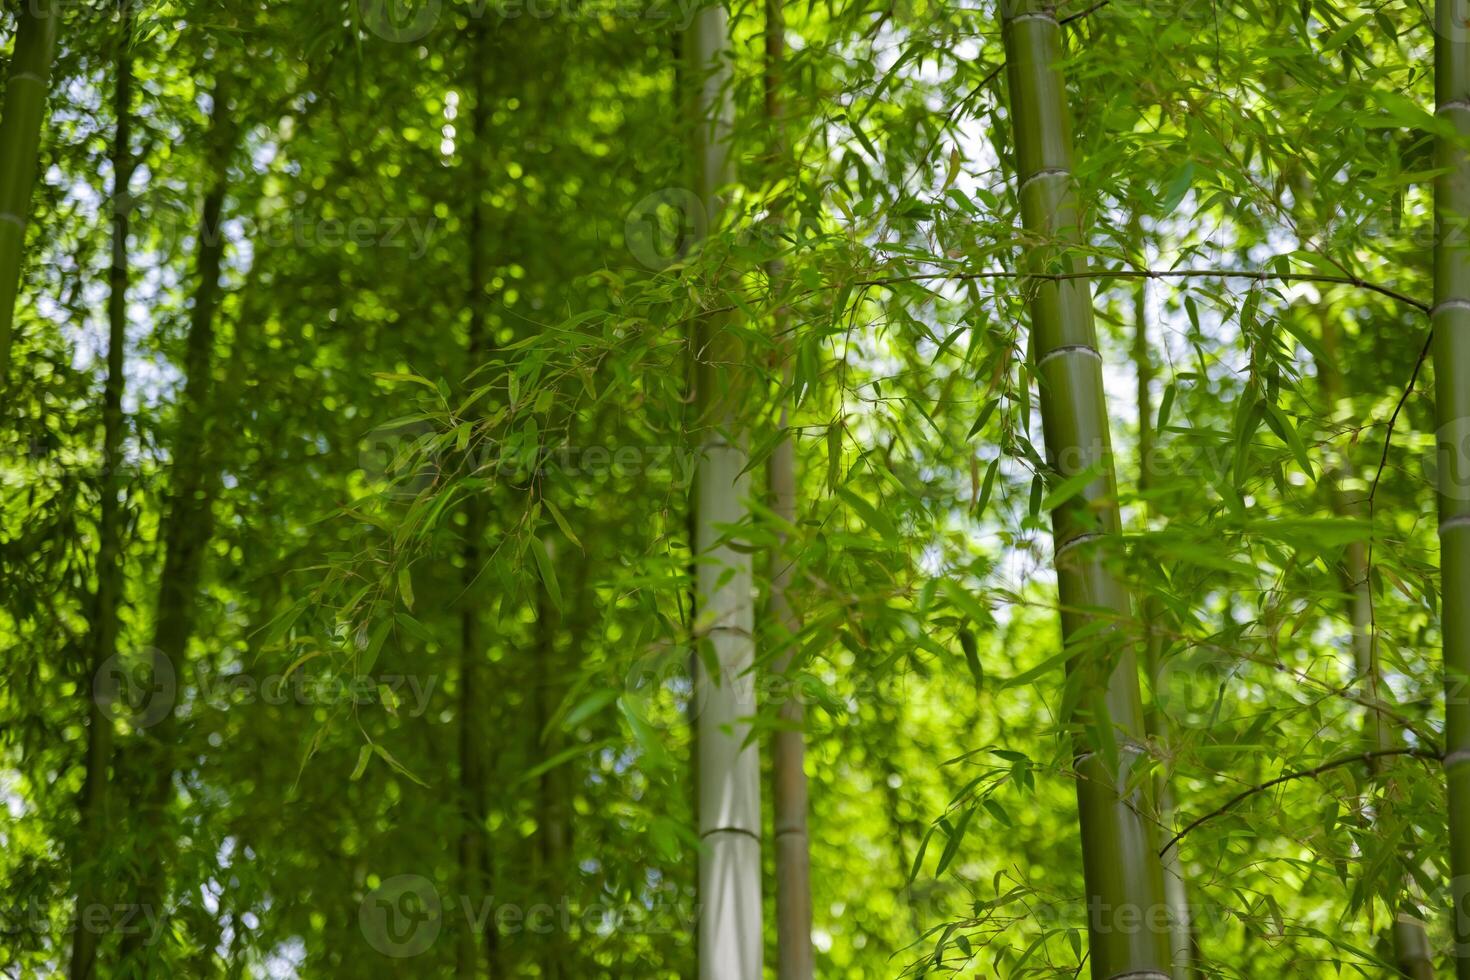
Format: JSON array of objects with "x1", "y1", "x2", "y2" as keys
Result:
[
  {"x1": 700, "y1": 826, "x2": 762, "y2": 841},
  {"x1": 1019, "y1": 167, "x2": 1071, "y2": 192},
  {"x1": 1037, "y1": 343, "x2": 1102, "y2": 368},
  {"x1": 1054, "y1": 529, "x2": 1107, "y2": 560},
  {"x1": 1431, "y1": 298, "x2": 1470, "y2": 316},
  {"x1": 1439, "y1": 514, "x2": 1470, "y2": 535},
  {"x1": 1444, "y1": 748, "x2": 1470, "y2": 771}
]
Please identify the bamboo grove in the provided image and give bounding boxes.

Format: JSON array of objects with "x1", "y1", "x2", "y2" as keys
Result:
[{"x1": 4, "y1": 0, "x2": 1470, "y2": 977}]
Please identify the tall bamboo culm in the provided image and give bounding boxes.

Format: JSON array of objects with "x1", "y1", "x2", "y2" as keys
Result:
[
  {"x1": 764, "y1": 0, "x2": 814, "y2": 976},
  {"x1": 1132, "y1": 273, "x2": 1196, "y2": 980},
  {"x1": 1000, "y1": 5, "x2": 1170, "y2": 978},
  {"x1": 0, "y1": 0, "x2": 60, "y2": 380},
  {"x1": 1315, "y1": 315, "x2": 1434, "y2": 979},
  {"x1": 685, "y1": 4, "x2": 763, "y2": 978},
  {"x1": 1434, "y1": 4, "x2": 1470, "y2": 976},
  {"x1": 70, "y1": 12, "x2": 133, "y2": 978}
]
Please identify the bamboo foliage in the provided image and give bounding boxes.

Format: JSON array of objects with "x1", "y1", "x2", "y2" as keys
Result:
[
  {"x1": 1435, "y1": 3, "x2": 1470, "y2": 976},
  {"x1": 1000, "y1": 4, "x2": 1170, "y2": 977},
  {"x1": 0, "y1": 0, "x2": 60, "y2": 380},
  {"x1": 686, "y1": 4, "x2": 763, "y2": 977}
]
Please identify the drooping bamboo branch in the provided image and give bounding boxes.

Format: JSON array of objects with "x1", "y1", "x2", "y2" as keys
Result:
[
  {"x1": 70, "y1": 13, "x2": 133, "y2": 978},
  {"x1": 0, "y1": 0, "x2": 60, "y2": 381},
  {"x1": 1159, "y1": 749, "x2": 1439, "y2": 856},
  {"x1": 1433, "y1": 5, "x2": 1470, "y2": 974},
  {"x1": 999, "y1": 5, "x2": 1170, "y2": 977},
  {"x1": 685, "y1": 3, "x2": 763, "y2": 976}
]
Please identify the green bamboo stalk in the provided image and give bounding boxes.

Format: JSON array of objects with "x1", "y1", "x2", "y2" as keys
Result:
[
  {"x1": 1000, "y1": 6, "x2": 1170, "y2": 978},
  {"x1": 456, "y1": 28, "x2": 503, "y2": 978},
  {"x1": 70, "y1": 14, "x2": 132, "y2": 978},
  {"x1": 1317, "y1": 314, "x2": 1434, "y2": 979},
  {"x1": 117, "y1": 80, "x2": 235, "y2": 974},
  {"x1": 1131, "y1": 266, "x2": 1196, "y2": 980},
  {"x1": 764, "y1": 0, "x2": 813, "y2": 976},
  {"x1": 0, "y1": 0, "x2": 60, "y2": 380},
  {"x1": 1435, "y1": 6, "x2": 1470, "y2": 974},
  {"x1": 685, "y1": 4, "x2": 763, "y2": 977}
]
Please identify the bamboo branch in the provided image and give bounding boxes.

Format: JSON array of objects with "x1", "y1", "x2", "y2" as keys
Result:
[
  {"x1": 851, "y1": 268, "x2": 1429, "y2": 314},
  {"x1": 1158, "y1": 748, "x2": 1440, "y2": 856}
]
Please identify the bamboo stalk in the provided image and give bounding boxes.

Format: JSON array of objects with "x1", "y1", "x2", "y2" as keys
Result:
[
  {"x1": 685, "y1": 4, "x2": 763, "y2": 977},
  {"x1": 70, "y1": 13, "x2": 132, "y2": 978},
  {"x1": 764, "y1": 0, "x2": 813, "y2": 976},
  {"x1": 1316, "y1": 313, "x2": 1435, "y2": 979},
  {"x1": 1000, "y1": 5, "x2": 1170, "y2": 977},
  {"x1": 0, "y1": 0, "x2": 59, "y2": 380},
  {"x1": 1131, "y1": 263, "x2": 1196, "y2": 980},
  {"x1": 117, "y1": 79, "x2": 235, "y2": 973},
  {"x1": 1435, "y1": 5, "x2": 1470, "y2": 974},
  {"x1": 457, "y1": 28, "x2": 500, "y2": 977}
]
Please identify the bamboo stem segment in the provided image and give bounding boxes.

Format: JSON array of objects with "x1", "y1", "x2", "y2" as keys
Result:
[
  {"x1": 0, "y1": 0, "x2": 60, "y2": 381},
  {"x1": 1435, "y1": 4, "x2": 1470, "y2": 976},
  {"x1": 70, "y1": 15, "x2": 132, "y2": 978},
  {"x1": 686, "y1": 5, "x2": 763, "y2": 977},
  {"x1": 765, "y1": 0, "x2": 814, "y2": 975},
  {"x1": 1000, "y1": 5, "x2": 1170, "y2": 978}
]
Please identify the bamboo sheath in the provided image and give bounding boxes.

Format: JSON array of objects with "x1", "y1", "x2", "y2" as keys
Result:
[
  {"x1": 686, "y1": 5, "x2": 763, "y2": 978},
  {"x1": 1000, "y1": 5, "x2": 1170, "y2": 978},
  {"x1": 0, "y1": 0, "x2": 60, "y2": 379},
  {"x1": 1436, "y1": 4, "x2": 1470, "y2": 976}
]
